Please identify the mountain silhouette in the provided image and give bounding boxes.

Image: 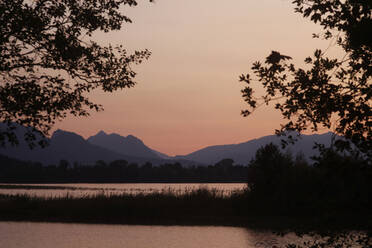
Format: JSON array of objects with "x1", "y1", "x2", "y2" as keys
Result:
[
  {"x1": 87, "y1": 131, "x2": 163, "y2": 159},
  {"x1": 0, "y1": 129, "x2": 134, "y2": 165},
  {"x1": 0, "y1": 124, "x2": 175, "y2": 165},
  {"x1": 175, "y1": 132, "x2": 337, "y2": 165},
  {"x1": 0, "y1": 123, "x2": 340, "y2": 166}
]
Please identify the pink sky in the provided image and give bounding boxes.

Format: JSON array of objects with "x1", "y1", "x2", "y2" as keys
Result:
[{"x1": 54, "y1": 0, "x2": 342, "y2": 156}]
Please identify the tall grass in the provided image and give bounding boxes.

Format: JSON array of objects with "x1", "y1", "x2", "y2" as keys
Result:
[
  {"x1": 0, "y1": 187, "x2": 250, "y2": 227},
  {"x1": 1, "y1": 185, "x2": 370, "y2": 232}
]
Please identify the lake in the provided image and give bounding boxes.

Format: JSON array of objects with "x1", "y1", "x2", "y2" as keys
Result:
[
  {"x1": 0, "y1": 222, "x2": 303, "y2": 248},
  {"x1": 0, "y1": 183, "x2": 247, "y2": 198},
  {"x1": 0, "y1": 183, "x2": 314, "y2": 247}
]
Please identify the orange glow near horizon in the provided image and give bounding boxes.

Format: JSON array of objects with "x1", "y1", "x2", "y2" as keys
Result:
[{"x1": 53, "y1": 0, "x2": 344, "y2": 156}]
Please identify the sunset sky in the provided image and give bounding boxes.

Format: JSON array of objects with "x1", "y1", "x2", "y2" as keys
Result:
[{"x1": 54, "y1": 0, "x2": 342, "y2": 156}]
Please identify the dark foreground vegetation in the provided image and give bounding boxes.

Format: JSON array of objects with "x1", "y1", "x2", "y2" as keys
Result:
[{"x1": 0, "y1": 186, "x2": 370, "y2": 232}]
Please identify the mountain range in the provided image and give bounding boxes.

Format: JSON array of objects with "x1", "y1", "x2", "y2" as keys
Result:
[
  {"x1": 176, "y1": 132, "x2": 336, "y2": 164},
  {"x1": 0, "y1": 126, "x2": 172, "y2": 166},
  {"x1": 0, "y1": 124, "x2": 338, "y2": 166},
  {"x1": 87, "y1": 131, "x2": 167, "y2": 159}
]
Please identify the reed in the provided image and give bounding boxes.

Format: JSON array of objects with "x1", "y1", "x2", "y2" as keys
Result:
[
  {"x1": 0, "y1": 187, "x2": 370, "y2": 231},
  {"x1": 0, "y1": 187, "x2": 250, "y2": 226}
]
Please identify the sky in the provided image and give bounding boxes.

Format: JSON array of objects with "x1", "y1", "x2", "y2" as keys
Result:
[{"x1": 54, "y1": 0, "x2": 342, "y2": 156}]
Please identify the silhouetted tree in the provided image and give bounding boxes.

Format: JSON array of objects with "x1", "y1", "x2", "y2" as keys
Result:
[
  {"x1": 0, "y1": 0, "x2": 152, "y2": 148},
  {"x1": 58, "y1": 159, "x2": 69, "y2": 170},
  {"x1": 239, "y1": 0, "x2": 371, "y2": 159},
  {"x1": 95, "y1": 160, "x2": 107, "y2": 167},
  {"x1": 215, "y1": 158, "x2": 234, "y2": 168},
  {"x1": 241, "y1": 2, "x2": 372, "y2": 245},
  {"x1": 109, "y1": 160, "x2": 128, "y2": 168},
  {"x1": 247, "y1": 143, "x2": 292, "y2": 196}
]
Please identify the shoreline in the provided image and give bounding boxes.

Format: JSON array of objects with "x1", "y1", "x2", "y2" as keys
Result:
[{"x1": 0, "y1": 180, "x2": 248, "y2": 184}]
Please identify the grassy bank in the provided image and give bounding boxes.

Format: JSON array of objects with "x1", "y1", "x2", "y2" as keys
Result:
[
  {"x1": 0, "y1": 188, "x2": 371, "y2": 232},
  {"x1": 0, "y1": 189, "x2": 245, "y2": 226}
]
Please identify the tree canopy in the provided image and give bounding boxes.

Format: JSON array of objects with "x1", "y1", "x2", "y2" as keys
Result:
[
  {"x1": 0, "y1": 0, "x2": 152, "y2": 148},
  {"x1": 240, "y1": 0, "x2": 371, "y2": 159}
]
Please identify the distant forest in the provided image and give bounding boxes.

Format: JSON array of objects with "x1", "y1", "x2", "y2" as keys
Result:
[
  {"x1": 0, "y1": 155, "x2": 248, "y2": 183},
  {"x1": 1, "y1": 143, "x2": 370, "y2": 186}
]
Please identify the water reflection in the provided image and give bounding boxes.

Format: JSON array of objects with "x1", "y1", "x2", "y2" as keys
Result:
[
  {"x1": 247, "y1": 231, "x2": 309, "y2": 248},
  {"x1": 0, "y1": 221, "x2": 312, "y2": 248},
  {"x1": 0, "y1": 222, "x2": 252, "y2": 248}
]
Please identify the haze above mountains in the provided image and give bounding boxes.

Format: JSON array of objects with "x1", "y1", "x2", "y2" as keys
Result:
[{"x1": 0, "y1": 126, "x2": 336, "y2": 166}]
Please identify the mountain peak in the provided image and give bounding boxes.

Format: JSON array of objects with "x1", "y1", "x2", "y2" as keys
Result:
[
  {"x1": 126, "y1": 134, "x2": 142, "y2": 143},
  {"x1": 87, "y1": 131, "x2": 161, "y2": 159},
  {"x1": 96, "y1": 130, "x2": 107, "y2": 136},
  {"x1": 52, "y1": 129, "x2": 73, "y2": 138},
  {"x1": 51, "y1": 129, "x2": 86, "y2": 144}
]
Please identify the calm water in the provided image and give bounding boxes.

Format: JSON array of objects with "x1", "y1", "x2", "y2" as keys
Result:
[
  {"x1": 0, "y1": 183, "x2": 246, "y2": 198},
  {"x1": 0, "y1": 184, "x2": 304, "y2": 247},
  {"x1": 0, "y1": 222, "x2": 302, "y2": 248}
]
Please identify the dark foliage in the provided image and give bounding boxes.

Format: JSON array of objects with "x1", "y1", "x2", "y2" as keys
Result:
[
  {"x1": 239, "y1": 1, "x2": 372, "y2": 245},
  {"x1": 239, "y1": 0, "x2": 371, "y2": 159},
  {"x1": 0, "y1": 0, "x2": 152, "y2": 148},
  {"x1": 247, "y1": 143, "x2": 372, "y2": 247},
  {"x1": 246, "y1": 144, "x2": 372, "y2": 221}
]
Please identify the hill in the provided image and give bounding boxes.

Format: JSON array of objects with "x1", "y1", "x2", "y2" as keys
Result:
[
  {"x1": 87, "y1": 131, "x2": 163, "y2": 159},
  {"x1": 175, "y1": 132, "x2": 336, "y2": 165}
]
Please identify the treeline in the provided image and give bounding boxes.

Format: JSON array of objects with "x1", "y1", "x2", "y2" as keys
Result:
[
  {"x1": 0, "y1": 156, "x2": 248, "y2": 183},
  {"x1": 244, "y1": 143, "x2": 372, "y2": 226}
]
